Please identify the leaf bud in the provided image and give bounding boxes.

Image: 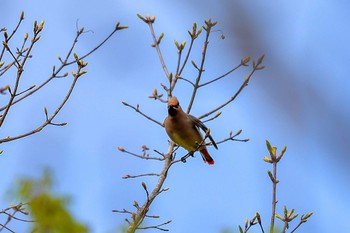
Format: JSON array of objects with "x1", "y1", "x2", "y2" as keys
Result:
[{"x1": 263, "y1": 156, "x2": 272, "y2": 163}]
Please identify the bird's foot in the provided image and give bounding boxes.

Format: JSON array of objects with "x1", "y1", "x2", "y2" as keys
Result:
[{"x1": 180, "y1": 152, "x2": 194, "y2": 163}]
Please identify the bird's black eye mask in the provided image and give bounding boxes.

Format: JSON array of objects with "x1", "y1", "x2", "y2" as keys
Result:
[{"x1": 168, "y1": 104, "x2": 179, "y2": 116}]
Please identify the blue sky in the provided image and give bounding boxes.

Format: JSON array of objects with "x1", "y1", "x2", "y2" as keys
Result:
[{"x1": 1, "y1": 1, "x2": 350, "y2": 232}]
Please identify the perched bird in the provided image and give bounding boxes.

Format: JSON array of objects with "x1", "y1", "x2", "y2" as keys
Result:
[{"x1": 164, "y1": 96, "x2": 218, "y2": 165}]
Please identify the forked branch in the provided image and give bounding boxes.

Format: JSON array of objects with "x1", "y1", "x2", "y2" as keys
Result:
[{"x1": 0, "y1": 12, "x2": 127, "y2": 145}]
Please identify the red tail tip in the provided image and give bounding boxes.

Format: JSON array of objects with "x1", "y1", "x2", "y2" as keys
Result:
[
  {"x1": 200, "y1": 148, "x2": 215, "y2": 165},
  {"x1": 206, "y1": 160, "x2": 215, "y2": 165}
]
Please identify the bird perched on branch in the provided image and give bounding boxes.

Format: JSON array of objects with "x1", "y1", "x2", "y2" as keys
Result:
[{"x1": 164, "y1": 96, "x2": 218, "y2": 164}]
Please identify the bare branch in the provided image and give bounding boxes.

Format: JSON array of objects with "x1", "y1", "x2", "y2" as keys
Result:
[
  {"x1": 72, "y1": 22, "x2": 128, "y2": 64},
  {"x1": 177, "y1": 22, "x2": 200, "y2": 76},
  {"x1": 186, "y1": 19, "x2": 217, "y2": 113},
  {"x1": 121, "y1": 101, "x2": 164, "y2": 127},
  {"x1": 137, "y1": 220, "x2": 172, "y2": 231},
  {"x1": 0, "y1": 203, "x2": 33, "y2": 233},
  {"x1": 123, "y1": 141, "x2": 174, "y2": 233},
  {"x1": 0, "y1": 223, "x2": 16, "y2": 233},
  {"x1": 290, "y1": 213, "x2": 313, "y2": 233},
  {"x1": 0, "y1": 19, "x2": 45, "y2": 127},
  {"x1": 198, "y1": 54, "x2": 265, "y2": 119},
  {"x1": 0, "y1": 11, "x2": 25, "y2": 61},
  {"x1": 0, "y1": 60, "x2": 84, "y2": 144},
  {"x1": 118, "y1": 146, "x2": 165, "y2": 161},
  {"x1": 202, "y1": 111, "x2": 221, "y2": 123},
  {"x1": 216, "y1": 130, "x2": 249, "y2": 145},
  {"x1": 122, "y1": 173, "x2": 160, "y2": 179},
  {"x1": 137, "y1": 14, "x2": 170, "y2": 81},
  {"x1": 112, "y1": 208, "x2": 133, "y2": 215},
  {"x1": 0, "y1": 22, "x2": 127, "y2": 112},
  {"x1": 176, "y1": 76, "x2": 195, "y2": 86},
  {"x1": 198, "y1": 58, "x2": 247, "y2": 87}
]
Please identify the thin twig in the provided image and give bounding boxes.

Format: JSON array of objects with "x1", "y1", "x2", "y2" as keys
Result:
[
  {"x1": 177, "y1": 38, "x2": 195, "y2": 76},
  {"x1": 123, "y1": 173, "x2": 160, "y2": 179},
  {"x1": 146, "y1": 18, "x2": 170, "y2": 80},
  {"x1": 0, "y1": 23, "x2": 126, "y2": 111},
  {"x1": 186, "y1": 20, "x2": 215, "y2": 113},
  {"x1": 0, "y1": 11, "x2": 24, "y2": 61},
  {"x1": 202, "y1": 111, "x2": 221, "y2": 123},
  {"x1": 0, "y1": 223, "x2": 16, "y2": 233},
  {"x1": 176, "y1": 76, "x2": 194, "y2": 86},
  {"x1": 215, "y1": 130, "x2": 249, "y2": 145},
  {"x1": 0, "y1": 64, "x2": 82, "y2": 144},
  {"x1": 198, "y1": 62, "x2": 243, "y2": 87},
  {"x1": 0, "y1": 20, "x2": 42, "y2": 126},
  {"x1": 171, "y1": 30, "x2": 197, "y2": 92},
  {"x1": 70, "y1": 23, "x2": 127, "y2": 65},
  {"x1": 269, "y1": 161, "x2": 277, "y2": 233},
  {"x1": 198, "y1": 54, "x2": 264, "y2": 119},
  {"x1": 0, "y1": 203, "x2": 32, "y2": 232},
  {"x1": 118, "y1": 147, "x2": 165, "y2": 161},
  {"x1": 122, "y1": 101, "x2": 164, "y2": 127},
  {"x1": 137, "y1": 220, "x2": 172, "y2": 231},
  {"x1": 112, "y1": 209, "x2": 133, "y2": 214}
]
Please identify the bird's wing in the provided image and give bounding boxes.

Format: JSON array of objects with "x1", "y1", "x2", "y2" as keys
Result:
[{"x1": 188, "y1": 114, "x2": 218, "y2": 149}]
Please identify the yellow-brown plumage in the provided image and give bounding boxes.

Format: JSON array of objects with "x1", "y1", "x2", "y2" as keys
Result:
[{"x1": 164, "y1": 96, "x2": 218, "y2": 164}]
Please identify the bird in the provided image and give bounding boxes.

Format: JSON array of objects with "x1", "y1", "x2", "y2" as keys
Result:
[{"x1": 164, "y1": 96, "x2": 218, "y2": 165}]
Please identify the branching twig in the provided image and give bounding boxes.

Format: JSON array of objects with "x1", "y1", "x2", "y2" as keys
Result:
[
  {"x1": 0, "y1": 203, "x2": 33, "y2": 232},
  {"x1": 0, "y1": 22, "x2": 127, "y2": 112},
  {"x1": 0, "y1": 16, "x2": 127, "y2": 144},
  {"x1": 0, "y1": 11, "x2": 25, "y2": 62},
  {"x1": 124, "y1": 143, "x2": 173, "y2": 233},
  {"x1": 176, "y1": 22, "x2": 201, "y2": 77},
  {"x1": 216, "y1": 130, "x2": 249, "y2": 145},
  {"x1": 137, "y1": 14, "x2": 170, "y2": 80},
  {"x1": 0, "y1": 56, "x2": 86, "y2": 144},
  {"x1": 238, "y1": 212, "x2": 264, "y2": 233},
  {"x1": 289, "y1": 213, "x2": 313, "y2": 233},
  {"x1": 121, "y1": 101, "x2": 164, "y2": 127},
  {"x1": 199, "y1": 56, "x2": 249, "y2": 87},
  {"x1": 118, "y1": 146, "x2": 165, "y2": 161},
  {"x1": 264, "y1": 140, "x2": 286, "y2": 233},
  {"x1": 0, "y1": 20, "x2": 44, "y2": 128},
  {"x1": 201, "y1": 111, "x2": 222, "y2": 123},
  {"x1": 198, "y1": 54, "x2": 265, "y2": 119},
  {"x1": 137, "y1": 220, "x2": 172, "y2": 231},
  {"x1": 186, "y1": 19, "x2": 217, "y2": 113}
]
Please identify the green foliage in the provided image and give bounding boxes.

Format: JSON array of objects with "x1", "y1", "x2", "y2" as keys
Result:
[{"x1": 10, "y1": 169, "x2": 89, "y2": 233}]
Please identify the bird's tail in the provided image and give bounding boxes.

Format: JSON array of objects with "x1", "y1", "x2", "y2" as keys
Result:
[{"x1": 199, "y1": 148, "x2": 214, "y2": 165}]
